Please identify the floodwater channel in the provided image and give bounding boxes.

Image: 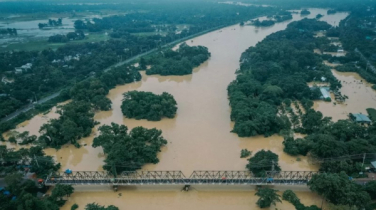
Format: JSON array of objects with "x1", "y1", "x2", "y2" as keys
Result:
[{"x1": 2, "y1": 9, "x2": 349, "y2": 210}]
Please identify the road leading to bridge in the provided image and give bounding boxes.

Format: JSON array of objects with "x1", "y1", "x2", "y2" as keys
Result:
[{"x1": 0, "y1": 25, "x2": 226, "y2": 124}]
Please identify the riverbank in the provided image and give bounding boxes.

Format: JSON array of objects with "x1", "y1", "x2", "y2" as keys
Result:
[{"x1": 1, "y1": 8, "x2": 349, "y2": 210}]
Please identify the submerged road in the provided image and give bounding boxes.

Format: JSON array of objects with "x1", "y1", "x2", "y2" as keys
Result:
[{"x1": 0, "y1": 25, "x2": 225, "y2": 123}]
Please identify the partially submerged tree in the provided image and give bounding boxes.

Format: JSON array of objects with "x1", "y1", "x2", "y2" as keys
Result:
[
  {"x1": 85, "y1": 203, "x2": 119, "y2": 210},
  {"x1": 246, "y1": 150, "x2": 281, "y2": 177},
  {"x1": 255, "y1": 188, "x2": 281, "y2": 208},
  {"x1": 121, "y1": 91, "x2": 177, "y2": 121},
  {"x1": 93, "y1": 123, "x2": 167, "y2": 173}
]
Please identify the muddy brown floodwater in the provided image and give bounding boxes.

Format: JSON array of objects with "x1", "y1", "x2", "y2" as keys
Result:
[
  {"x1": 314, "y1": 68, "x2": 376, "y2": 122},
  {"x1": 2, "y1": 9, "x2": 349, "y2": 210}
]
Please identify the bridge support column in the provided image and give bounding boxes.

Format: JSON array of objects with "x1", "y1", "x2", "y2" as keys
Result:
[{"x1": 182, "y1": 185, "x2": 191, "y2": 192}]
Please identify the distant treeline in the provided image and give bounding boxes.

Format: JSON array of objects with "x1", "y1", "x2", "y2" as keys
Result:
[
  {"x1": 0, "y1": 28, "x2": 17, "y2": 35},
  {"x1": 38, "y1": 18, "x2": 63, "y2": 29},
  {"x1": 48, "y1": 30, "x2": 85, "y2": 43}
]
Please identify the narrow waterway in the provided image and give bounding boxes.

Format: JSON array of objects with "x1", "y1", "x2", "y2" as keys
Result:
[{"x1": 3, "y1": 9, "x2": 348, "y2": 210}]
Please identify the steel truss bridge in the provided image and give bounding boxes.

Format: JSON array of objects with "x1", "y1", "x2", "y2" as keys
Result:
[{"x1": 45, "y1": 171, "x2": 319, "y2": 186}]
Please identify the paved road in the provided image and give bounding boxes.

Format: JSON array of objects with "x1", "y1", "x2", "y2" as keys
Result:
[
  {"x1": 0, "y1": 25, "x2": 225, "y2": 124},
  {"x1": 355, "y1": 48, "x2": 376, "y2": 74},
  {"x1": 0, "y1": 91, "x2": 62, "y2": 123}
]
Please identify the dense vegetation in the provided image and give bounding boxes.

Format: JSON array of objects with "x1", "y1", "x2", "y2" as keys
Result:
[
  {"x1": 0, "y1": 179, "x2": 74, "y2": 210},
  {"x1": 38, "y1": 101, "x2": 96, "y2": 149},
  {"x1": 0, "y1": 145, "x2": 60, "y2": 178},
  {"x1": 48, "y1": 31, "x2": 85, "y2": 43},
  {"x1": 301, "y1": 9, "x2": 311, "y2": 15},
  {"x1": 253, "y1": 19, "x2": 275, "y2": 27},
  {"x1": 282, "y1": 190, "x2": 320, "y2": 210},
  {"x1": 38, "y1": 18, "x2": 63, "y2": 29},
  {"x1": 366, "y1": 108, "x2": 376, "y2": 122},
  {"x1": 255, "y1": 188, "x2": 281, "y2": 208},
  {"x1": 246, "y1": 150, "x2": 281, "y2": 177},
  {"x1": 92, "y1": 123, "x2": 167, "y2": 173},
  {"x1": 0, "y1": 1, "x2": 278, "y2": 122},
  {"x1": 308, "y1": 172, "x2": 371, "y2": 208},
  {"x1": 316, "y1": 14, "x2": 324, "y2": 19},
  {"x1": 228, "y1": 18, "x2": 336, "y2": 137},
  {"x1": 325, "y1": 9, "x2": 376, "y2": 85},
  {"x1": 0, "y1": 145, "x2": 65, "y2": 210},
  {"x1": 0, "y1": 28, "x2": 17, "y2": 36},
  {"x1": 232, "y1": 15, "x2": 376, "y2": 208},
  {"x1": 85, "y1": 203, "x2": 119, "y2": 210},
  {"x1": 121, "y1": 91, "x2": 177, "y2": 121},
  {"x1": 143, "y1": 43, "x2": 210, "y2": 75}
]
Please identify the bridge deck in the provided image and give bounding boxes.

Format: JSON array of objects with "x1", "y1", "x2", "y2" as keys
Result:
[{"x1": 45, "y1": 171, "x2": 318, "y2": 186}]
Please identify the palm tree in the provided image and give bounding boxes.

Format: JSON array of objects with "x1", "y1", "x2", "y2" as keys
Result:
[{"x1": 255, "y1": 188, "x2": 282, "y2": 208}]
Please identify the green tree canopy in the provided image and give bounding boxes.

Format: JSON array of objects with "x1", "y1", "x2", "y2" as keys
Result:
[
  {"x1": 255, "y1": 188, "x2": 282, "y2": 208},
  {"x1": 308, "y1": 172, "x2": 371, "y2": 208},
  {"x1": 93, "y1": 123, "x2": 167, "y2": 173},
  {"x1": 85, "y1": 203, "x2": 119, "y2": 210},
  {"x1": 246, "y1": 150, "x2": 281, "y2": 177},
  {"x1": 38, "y1": 101, "x2": 96, "y2": 149},
  {"x1": 121, "y1": 91, "x2": 177, "y2": 121}
]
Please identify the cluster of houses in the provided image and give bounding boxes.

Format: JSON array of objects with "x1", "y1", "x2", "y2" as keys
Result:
[
  {"x1": 14, "y1": 63, "x2": 32, "y2": 74},
  {"x1": 1, "y1": 77, "x2": 13, "y2": 84},
  {"x1": 52, "y1": 54, "x2": 80, "y2": 64}
]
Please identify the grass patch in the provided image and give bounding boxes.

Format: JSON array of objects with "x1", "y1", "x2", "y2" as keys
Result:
[
  {"x1": 130, "y1": 31, "x2": 167, "y2": 36},
  {"x1": 1, "y1": 32, "x2": 109, "y2": 52},
  {"x1": 240, "y1": 149, "x2": 252, "y2": 158}
]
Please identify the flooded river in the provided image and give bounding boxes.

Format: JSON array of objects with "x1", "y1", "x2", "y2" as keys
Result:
[{"x1": 3, "y1": 8, "x2": 348, "y2": 210}]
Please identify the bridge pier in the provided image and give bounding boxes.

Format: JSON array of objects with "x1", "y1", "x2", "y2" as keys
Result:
[{"x1": 182, "y1": 185, "x2": 191, "y2": 192}]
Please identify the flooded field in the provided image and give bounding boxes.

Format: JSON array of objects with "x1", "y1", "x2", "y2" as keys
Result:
[
  {"x1": 314, "y1": 68, "x2": 376, "y2": 121},
  {"x1": 0, "y1": 14, "x2": 114, "y2": 46},
  {"x1": 2, "y1": 8, "x2": 348, "y2": 210}
]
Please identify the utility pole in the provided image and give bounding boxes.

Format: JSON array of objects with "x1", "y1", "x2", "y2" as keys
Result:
[
  {"x1": 112, "y1": 164, "x2": 117, "y2": 178},
  {"x1": 34, "y1": 155, "x2": 39, "y2": 167},
  {"x1": 362, "y1": 153, "x2": 366, "y2": 168}
]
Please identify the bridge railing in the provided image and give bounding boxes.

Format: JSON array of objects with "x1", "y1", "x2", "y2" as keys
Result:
[{"x1": 44, "y1": 170, "x2": 320, "y2": 186}]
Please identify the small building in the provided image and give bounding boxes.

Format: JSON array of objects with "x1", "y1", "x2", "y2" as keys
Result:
[
  {"x1": 14, "y1": 67, "x2": 23, "y2": 74},
  {"x1": 320, "y1": 87, "x2": 331, "y2": 100},
  {"x1": 371, "y1": 161, "x2": 376, "y2": 169},
  {"x1": 350, "y1": 113, "x2": 372, "y2": 125},
  {"x1": 14, "y1": 63, "x2": 32, "y2": 73}
]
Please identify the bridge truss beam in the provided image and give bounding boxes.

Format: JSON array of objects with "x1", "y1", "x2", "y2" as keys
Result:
[{"x1": 44, "y1": 170, "x2": 319, "y2": 186}]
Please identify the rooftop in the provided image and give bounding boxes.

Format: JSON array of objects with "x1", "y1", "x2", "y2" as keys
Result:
[
  {"x1": 353, "y1": 113, "x2": 372, "y2": 123},
  {"x1": 320, "y1": 87, "x2": 331, "y2": 99}
]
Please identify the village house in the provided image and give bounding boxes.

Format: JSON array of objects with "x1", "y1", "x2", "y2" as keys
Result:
[
  {"x1": 14, "y1": 63, "x2": 32, "y2": 74},
  {"x1": 350, "y1": 113, "x2": 372, "y2": 125}
]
